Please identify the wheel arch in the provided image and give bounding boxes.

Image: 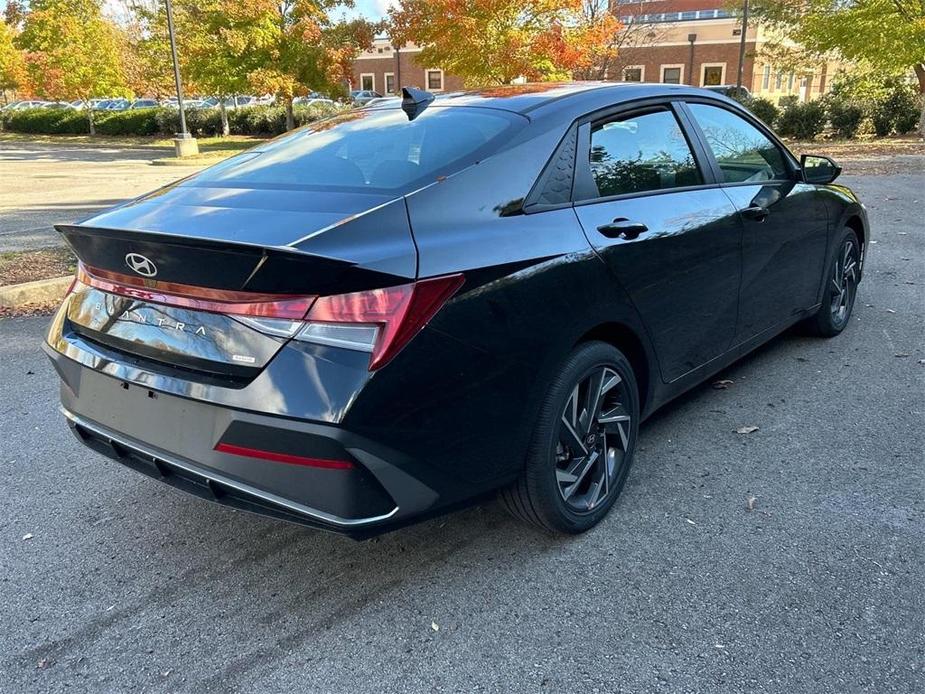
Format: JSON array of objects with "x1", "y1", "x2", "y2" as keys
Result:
[
  {"x1": 845, "y1": 215, "x2": 866, "y2": 256},
  {"x1": 575, "y1": 322, "x2": 655, "y2": 416}
]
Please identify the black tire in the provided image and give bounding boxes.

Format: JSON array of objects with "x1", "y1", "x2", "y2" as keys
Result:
[
  {"x1": 500, "y1": 341, "x2": 640, "y2": 533},
  {"x1": 804, "y1": 227, "x2": 861, "y2": 337}
]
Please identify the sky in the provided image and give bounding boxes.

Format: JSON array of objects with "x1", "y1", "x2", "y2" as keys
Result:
[{"x1": 338, "y1": 0, "x2": 395, "y2": 22}]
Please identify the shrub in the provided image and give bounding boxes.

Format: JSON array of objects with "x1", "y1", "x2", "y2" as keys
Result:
[
  {"x1": 883, "y1": 84, "x2": 921, "y2": 135},
  {"x1": 870, "y1": 102, "x2": 894, "y2": 136},
  {"x1": 2, "y1": 101, "x2": 347, "y2": 137},
  {"x1": 2, "y1": 107, "x2": 89, "y2": 134},
  {"x1": 744, "y1": 97, "x2": 779, "y2": 127},
  {"x1": 776, "y1": 101, "x2": 826, "y2": 140},
  {"x1": 95, "y1": 109, "x2": 159, "y2": 136},
  {"x1": 825, "y1": 99, "x2": 865, "y2": 139}
]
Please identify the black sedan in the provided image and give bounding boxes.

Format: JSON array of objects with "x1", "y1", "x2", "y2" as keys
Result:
[{"x1": 44, "y1": 83, "x2": 868, "y2": 538}]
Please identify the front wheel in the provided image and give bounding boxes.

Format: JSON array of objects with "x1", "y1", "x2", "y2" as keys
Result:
[
  {"x1": 804, "y1": 228, "x2": 861, "y2": 337},
  {"x1": 500, "y1": 341, "x2": 640, "y2": 533}
]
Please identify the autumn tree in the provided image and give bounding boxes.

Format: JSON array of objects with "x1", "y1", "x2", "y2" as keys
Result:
[
  {"x1": 172, "y1": 0, "x2": 278, "y2": 136},
  {"x1": 573, "y1": 0, "x2": 668, "y2": 80},
  {"x1": 388, "y1": 0, "x2": 622, "y2": 86},
  {"x1": 117, "y1": 8, "x2": 175, "y2": 100},
  {"x1": 749, "y1": 0, "x2": 925, "y2": 132},
  {"x1": 0, "y1": 19, "x2": 27, "y2": 101},
  {"x1": 17, "y1": 0, "x2": 128, "y2": 134},
  {"x1": 250, "y1": 2, "x2": 376, "y2": 131}
]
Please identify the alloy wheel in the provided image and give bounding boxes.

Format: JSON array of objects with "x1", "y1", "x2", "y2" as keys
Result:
[
  {"x1": 555, "y1": 366, "x2": 632, "y2": 513},
  {"x1": 830, "y1": 236, "x2": 859, "y2": 327}
]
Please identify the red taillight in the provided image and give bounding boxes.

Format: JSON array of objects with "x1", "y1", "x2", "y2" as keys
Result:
[
  {"x1": 215, "y1": 442, "x2": 354, "y2": 470},
  {"x1": 76, "y1": 264, "x2": 316, "y2": 319},
  {"x1": 75, "y1": 262, "x2": 463, "y2": 370},
  {"x1": 302, "y1": 274, "x2": 465, "y2": 370}
]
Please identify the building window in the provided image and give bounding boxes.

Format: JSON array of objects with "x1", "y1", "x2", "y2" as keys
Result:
[
  {"x1": 775, "y1": 71, "x2": 784, "y2": 90},
  {"x1": 623, "y1": 66, "x2": 644, "y2": 82},
  {"x1": 360, "y1": 73, "x2": 374, "y2": 92},
  {"x1": 701, "y1": 64, "x2": 725, "y2": 87},
  {"x1": 426, "y1": 69, "x2": 444, "y2": 91},
  {"x1": 762, "y1": 65, "x2": 771, "y2": 90},
  {"x1": 661, "y1": 65, "x2": 683, "y2": 84},
  {"x1": 384, "y1": 72, "x2": 395, "y2": 94},
  {"x1": 787, "y1": 73, "x2": 795, "y2": 91}
]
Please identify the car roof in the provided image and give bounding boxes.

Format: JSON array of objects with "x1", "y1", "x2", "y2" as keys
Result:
[{"x1": 420, "y1": 81, "x2": 737, "y2": 116}]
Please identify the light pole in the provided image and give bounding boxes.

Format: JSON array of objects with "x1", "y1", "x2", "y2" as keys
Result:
[
  {"x1": 736, "y1": 0, "x2": 750, "y2": 92},
  {"x1": 687, "y1": 34, "x2": 697, "y2": 86},
  {"x1": 165, "y1": 0, "x2": 198, "y2": 157}
]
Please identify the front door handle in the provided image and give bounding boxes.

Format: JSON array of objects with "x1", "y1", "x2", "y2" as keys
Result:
[
  {"x1": 597, "y1": 218, "x2": 649, "y2": 240},
  {"x1": 741, "y1": 204, "x2": 770, "y2": 222}
]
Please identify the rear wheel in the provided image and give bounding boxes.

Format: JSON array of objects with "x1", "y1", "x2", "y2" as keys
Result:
[
  {"x1": 501, "y1": 341, "x2": 640, "y2": 533},
  {"x1": 804, "y1": 228, "x2": 860, "y2": 337}
]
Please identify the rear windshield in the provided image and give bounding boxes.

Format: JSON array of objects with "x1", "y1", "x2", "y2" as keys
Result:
[{"x1": 192, "y1": 106, "x2": 524, "y2": 193}]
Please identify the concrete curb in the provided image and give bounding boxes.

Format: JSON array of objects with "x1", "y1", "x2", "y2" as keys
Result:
[{"x1": 0, "y1": 275, "x2": 72, "y2": 308}]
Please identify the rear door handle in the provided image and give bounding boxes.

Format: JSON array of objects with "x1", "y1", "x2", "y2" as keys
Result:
[
  {"x1": 741, "y1": 204, "x2": 770, "y2": 222},
  {"x1": 597, "y1": 218, "x2": 649, "y2": 240}
]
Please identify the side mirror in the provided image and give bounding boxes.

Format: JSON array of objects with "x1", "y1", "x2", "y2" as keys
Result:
[{"x1": 801, "y1": 154, "x2": 842, "y2": 184}]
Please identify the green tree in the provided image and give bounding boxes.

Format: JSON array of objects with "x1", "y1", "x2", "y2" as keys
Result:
[
  {"x1": 176, "y1": 0, "x2": 278, "y2": 136},
  {"x1": 18, "y1": 0, "x2": 128, "y2": 134},
  {"x1": 750, "y1": 0, "x2": 925, "y2": 134},
  {"x1": 0, "y1": 19, "x2": 27, "y2": 102},
  {"x1": 250, "y1": 2, "x2": 376, "y2": 131}
]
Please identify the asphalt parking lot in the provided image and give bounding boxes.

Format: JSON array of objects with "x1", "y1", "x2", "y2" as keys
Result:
[
  {"x1": 0, "y1": 140, "x2": 205, "y2": 252},
  {"x1": 1, "y1": 162, "x2": 923, "y2": 691}
]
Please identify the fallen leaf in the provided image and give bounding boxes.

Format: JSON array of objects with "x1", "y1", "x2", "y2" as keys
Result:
[
  {"x1": 918, "y1": 359, "x2": 925, "y2": 365},
  {"x1": 886, "y1": 309, "x2": 896, "y2": 314},
  {"x1": 685, "y1": 518, "x2": 697, "y2": 526},
  {"x1": 712, "y1": 379, "x2": 733, "y2": 389},
  {"x1": 36, "y1": 658, "x2": 51, "y2": 669},
  {"x1": 895, "y1": 353, "x2": 910, "y2": 358},
  {"x1": 431, "y1": 621, "x2": 439, "y2": 632},
  {"x1": 22, "y1": 533, "x2": 33, "y2": 541},
  {"x1": 746, "y1": 495, "x2": 757, "y2": 511},
  {"x1": 736, "y1": 426, "x2": 759, "y2": 434}
]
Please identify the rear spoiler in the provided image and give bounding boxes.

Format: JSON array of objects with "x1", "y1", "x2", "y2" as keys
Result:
[{"x1": 56, "y1": 224, "x2": 410, "y2": 295}]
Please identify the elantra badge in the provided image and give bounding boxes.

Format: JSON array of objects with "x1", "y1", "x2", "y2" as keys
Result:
[{"x1": 125, "y1": 253, "x2": 157, "y2": 278}]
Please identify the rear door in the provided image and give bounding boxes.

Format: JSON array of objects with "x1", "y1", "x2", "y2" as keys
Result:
[
  {"x1": 572, "y1": 101, "x2": 743, "y2": 382},
  {"x1": 681, "y1": 101, "x2": 828, "y2": 340}
]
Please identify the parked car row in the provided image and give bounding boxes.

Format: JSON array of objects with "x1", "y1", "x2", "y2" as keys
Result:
[{"x1": 2, "y1": 93, "x2": 346, "y2": 114}]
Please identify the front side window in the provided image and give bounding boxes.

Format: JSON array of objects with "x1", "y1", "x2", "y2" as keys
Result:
[
  {"x1": 662, "y1": 66, "x2": 682, "y2": 84},
  {"x1": 687, "y1": 103, "x2": 789, "y2": 183},
  {"x1": 192, "y1": 107, "x2": 522, "y2": 193},
  {"x1": 587, "y1": 109, "x2": 703, "y2": 199}
]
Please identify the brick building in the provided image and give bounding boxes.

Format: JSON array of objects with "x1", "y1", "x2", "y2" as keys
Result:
[
  {"x1": 610, "y1": 0, "x2": 841, "y2": 103},
  {"x1": 350, "y1": 38, "x2": 466, "y2": 95},
  {"x1": 351, "y1": 3, "x2": 841, "y2": 103}
]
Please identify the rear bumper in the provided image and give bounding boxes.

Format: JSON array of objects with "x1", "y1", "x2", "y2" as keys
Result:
[{"x1": 44, "y1": 343, "x2": 440, "y2": 539}]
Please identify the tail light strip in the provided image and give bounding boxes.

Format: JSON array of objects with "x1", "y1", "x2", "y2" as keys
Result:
[
  {"x1": 74, "y1": 263, "x2": 464, "y2": 370},
  {"x1": 76, "y1": 264, "x2": 316, "y2": 319}
]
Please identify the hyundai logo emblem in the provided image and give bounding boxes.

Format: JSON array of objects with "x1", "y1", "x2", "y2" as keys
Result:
[{"x1": 124, "y1": 253, "x2": 158, "y2": 278}]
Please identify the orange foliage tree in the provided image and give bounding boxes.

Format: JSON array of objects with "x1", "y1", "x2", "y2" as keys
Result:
[{"x1": 388, "y1": 0, "x2": 622, "y2": 86}]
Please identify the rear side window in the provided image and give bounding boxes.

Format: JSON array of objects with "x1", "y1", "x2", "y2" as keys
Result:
[
  {"x1": 588, "y1": 109, "x2": 703, "y2": 198},
  {"x1": 687, "y1": 103, "x2": 789, "y2": 183},
  {"x1": 193, "y1": 107, "x2": 522, "y2": 193}
]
